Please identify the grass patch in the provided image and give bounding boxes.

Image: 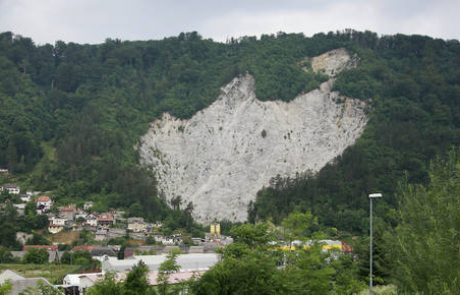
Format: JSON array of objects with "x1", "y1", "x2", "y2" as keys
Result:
[
  {"x1": 0, "y1": 264, "x2": 82, "y2": 284},
  {"x1": 49, "y1": 231, "x2": 80, "y2": 245}
]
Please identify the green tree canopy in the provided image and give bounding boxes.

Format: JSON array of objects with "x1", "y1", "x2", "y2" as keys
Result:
[
  {"x1": 387, "y1": 149, "x2": 460, "y2": 294},
  {"x1": 191, "y1": 251, "x2": 284, "y2": 295},
  {"x1": 23, "y1": 248, "x2": 49, "y2": 264},
  {"x1": 0, "y1": 246, "x2": 13, "y2": 263},
  {"x1": 124, "y1": 261, "x2": 154, "y2": 295},
  {"x1": 157, "y1": 250, "x2": 180, "y2": 295}
]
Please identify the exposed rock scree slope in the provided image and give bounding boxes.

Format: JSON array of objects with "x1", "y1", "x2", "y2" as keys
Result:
[{"x1": 139, "y1": 49, "x2": 367, "y2": 223}]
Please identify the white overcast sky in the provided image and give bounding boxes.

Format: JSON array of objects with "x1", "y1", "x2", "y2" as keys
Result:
[{"x1": 0, "y1": 0, "x2": 459, "y2": 45}]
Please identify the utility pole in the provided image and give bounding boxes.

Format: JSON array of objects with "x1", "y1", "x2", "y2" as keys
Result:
[{"x1": 369, "y1": 193, "x2": 382, "y2": 295}]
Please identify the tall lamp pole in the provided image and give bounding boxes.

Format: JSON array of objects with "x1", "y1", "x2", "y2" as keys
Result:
[{"x1": 369, "y1": 193, "x2": 382, "y2": 295}]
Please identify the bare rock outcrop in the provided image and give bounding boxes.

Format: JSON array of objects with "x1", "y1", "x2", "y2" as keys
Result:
[{"x1": 139, "y1": 49, "x2": 367, "y2": 223}]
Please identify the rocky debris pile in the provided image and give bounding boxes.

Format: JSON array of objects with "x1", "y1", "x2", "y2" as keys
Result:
[{"x1": 139, "y1": 49, "x2": 367, "y2": 223}]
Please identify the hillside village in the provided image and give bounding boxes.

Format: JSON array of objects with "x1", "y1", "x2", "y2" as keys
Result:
[
  {"x1": 0, "y1": 170, "x2": 353, "y2": 294},
  {"x1": 0, "y1": 177, "x2": 231, "y2": 293},
  {"x1": 0, "y1": 170, "x2": 234, "y2": 248}
]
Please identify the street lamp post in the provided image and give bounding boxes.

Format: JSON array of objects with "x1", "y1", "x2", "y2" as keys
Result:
[{"x1": 369, "y1": 193, "x2": 382, "y2": 295}]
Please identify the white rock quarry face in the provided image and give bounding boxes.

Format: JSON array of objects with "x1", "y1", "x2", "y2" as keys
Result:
[
  {"x1": 311, "y1": 48, "x2": 358, "y2": 77},
  {"x1": 139, "y1": 49, "x2": 367, "y2": 223}
]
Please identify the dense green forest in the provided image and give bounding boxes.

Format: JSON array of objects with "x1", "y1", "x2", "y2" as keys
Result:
[
  {"x1": 249, "y1": 32, "x2": 460, "y2": 234},
  {"x1": 0, "y1": 30, "x2": 329, "y2": 227},
  {"x1": 1, "y1": 29, "x2": 460, "y2": 236}
]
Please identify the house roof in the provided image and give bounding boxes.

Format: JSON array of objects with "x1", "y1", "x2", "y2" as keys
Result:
[
  {"x1": 60, "y1": 206, "x2": 76, "y2": 212},
  {"x1": 23, "y1": 245, "x2": 58, "y2": 251},
  {"x1": 97, "y1": 213, "x2": 114, "y2": 221},
  {"x1": 102, "y1": 253, "x2": 219, "y2": 273},
  {"x1": 91, "y1": 247, "x2": 117, "y2": 257},
  {"x1": 0, "y1": 270, "x2": 25, "y2": 283},
  {"x1": 0, "y1": 270, "x2": 56, "y2": 294},
  {"x1": 64, "y1": 273, "x2": 103, "y2": 286},
  {"x1": 72, "y1": 245, "x2": 96, "y2": 252},
  {"x1": 36, "y1": 196, "x2": 51, "y2": 202}
]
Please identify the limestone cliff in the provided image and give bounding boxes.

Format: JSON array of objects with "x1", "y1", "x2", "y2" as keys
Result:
[{"x1": 139, "y1": 49, "x2": 367, "y2": 223}]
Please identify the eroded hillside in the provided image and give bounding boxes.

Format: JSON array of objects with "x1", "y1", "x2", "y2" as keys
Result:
[{"x1": 139, "y1": 49, "x2": 367, "y2": 223}]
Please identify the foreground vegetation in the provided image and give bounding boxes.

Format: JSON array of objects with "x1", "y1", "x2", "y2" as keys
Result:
[
  {"x1": 0, "y1": 263, "x2": 81, "y2": 284},
  {"x1": 84, "y1": 151, "x2": 460, "y2": 294},
  {"x1": 87, "y1": 211, "x2": 366, "y2": 295}
]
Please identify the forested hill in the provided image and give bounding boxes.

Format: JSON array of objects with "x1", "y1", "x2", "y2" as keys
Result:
[{"x1": 0, "y1": 30, "x2": 459, "y2": 233}]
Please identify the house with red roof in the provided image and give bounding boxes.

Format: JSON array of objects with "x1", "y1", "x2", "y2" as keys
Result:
[
  {"x1": 36, "y1": 195, "x2": 53, "y2": 214},
  {"x1": 97, "y1": 213, "x2": 115, "y2": 227},
  {"x1": 23, "y1": 245, "x2": 58, "y2": 252}
]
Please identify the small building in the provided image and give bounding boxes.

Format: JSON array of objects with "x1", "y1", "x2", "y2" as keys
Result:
[
  {"x1": 36, "y1": 195, "x2": 52, "y2": 213},
  {"x1": 85, "y1": 214, "x2": 98, "y2": 227},
  {"x1": 0, "y1": 168, "x2": 9, "y2": 174},
  {"x1": 63, "y1": 272, "x2": 104, "y2": 295},
  {"x1": 59, "y1": 204, "x2": 77, "y2": 221},
  {"x1": 19, "y1": 194, "x2": 31, "y2": 203},
  {"x1": 97, "y1": 213, "x2": 114, "y2": 227},
  {"x1": 209, "y1": 223, "x2": 221, "y2": 239},
  {"x1": 1, "y1": 183, "x2": 20, "y2": 195},
  {"x1": 127, "y1": 217, "x2": 146, "y2": 233},
  {"x1": 49, "y1": 216, "x2": 66, "y2": 226}
]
